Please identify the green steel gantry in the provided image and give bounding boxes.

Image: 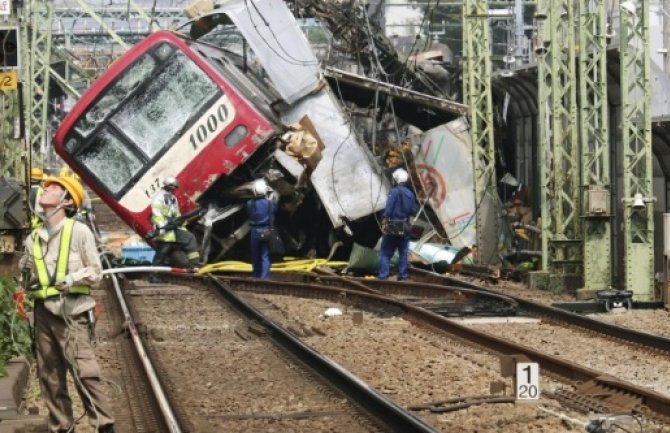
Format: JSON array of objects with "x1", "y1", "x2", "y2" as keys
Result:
[
  {"x1": 21, "y1": 0, "x2": 54, "y2": 163},
  {"x1": 0, "y1": 87, "x2": 25, "y2": 179},
  {"x1": 536, "y1": 0, "x2": 581, "y2": 284},
  {"x1": 619, "y1": 0, "x2": 654, "y2": 299},
  {"x1": 534, "y1": 0, "x2": 653, "y2": 298},
  {"x1": 0, "y1": 24, "x2": 25, "y2": 180},
  {"x1": 457, "y1": 0, "x2": 653, "y2": 296},
  {"x1": 578, "y1": 0, "x2": 612, "y2": 292},
  {"x1": 462, "y1": 0, "x2": 497, "y2": 258}
]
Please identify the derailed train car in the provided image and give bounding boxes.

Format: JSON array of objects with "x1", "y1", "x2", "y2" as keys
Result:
[{"x1": 53, "y1": 0, "x2": 390, "y2": 261}]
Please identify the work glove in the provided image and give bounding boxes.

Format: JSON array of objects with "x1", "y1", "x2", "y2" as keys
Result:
[
  {"x1": 56, "y1": 275, "x2": 75, "y2": 294},
  {"x1": 267, "y1": 190, "x2": 279, "y2": 202}
]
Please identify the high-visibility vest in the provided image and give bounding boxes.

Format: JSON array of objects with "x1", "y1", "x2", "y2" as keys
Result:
[
  {"x1": 31, "y1": 218, "x2": 91, "y2": 299},
  {"x1": 150, "y1": 190, "x2": 180, "y2": 242}
]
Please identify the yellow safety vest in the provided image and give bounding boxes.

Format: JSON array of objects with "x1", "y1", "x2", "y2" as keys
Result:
[
  {"x1": 150, "y1": 190, "x2": 181, "y2": 242},
  {"x1": 31, "y1": 219, "x2": 91, "y2": 299}
]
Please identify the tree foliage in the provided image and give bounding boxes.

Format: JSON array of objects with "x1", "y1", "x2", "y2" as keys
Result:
[{"x1": 0, "y1": 277, "x2": 31, "y2": 377}]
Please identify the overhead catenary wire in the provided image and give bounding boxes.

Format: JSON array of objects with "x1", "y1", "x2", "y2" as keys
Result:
[
  {"x1": 242, "y1": 0, "x2": 320, "y2": 67},
  {"x1": 355, "y1": 0, "x2": 466, "y2": 244}
]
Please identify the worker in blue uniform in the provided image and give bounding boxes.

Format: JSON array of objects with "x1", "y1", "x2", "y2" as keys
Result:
[
  {"x1": 378, "y1": 168, "x2": 419, "y2": 281},
  {"x1": 246, "y1": 179, "x2": 277, "y2": 278}
]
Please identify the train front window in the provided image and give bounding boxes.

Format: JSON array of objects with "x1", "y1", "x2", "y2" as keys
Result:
[
  {"x1": 77, "y1": 129, "x2": 143, "y2": 195},
  {"x1": 111, "y1": 51, "x2": 218, "y2": 158},
  {"x1": 68, "y1": 42, "x2": 221, "y2": 198},
  {"x1": 74, "y1": 54, "x2": 157, "y2": 137}
]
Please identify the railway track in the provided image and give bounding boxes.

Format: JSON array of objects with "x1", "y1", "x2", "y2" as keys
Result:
[
  {"x1": 209, "y1": 271, "x2": 670, "y2": 424},
  {"x1": 102, "y1": 271, "x2": 441, "y2": 433},
  {"x1": 81, "y1": 258, "x2": 670, "y2": 433},
  {"x1": 407, "y1": 267, "x2": 670, "y2": 355}
]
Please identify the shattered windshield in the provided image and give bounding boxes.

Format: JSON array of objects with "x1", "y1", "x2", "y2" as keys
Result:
[
  {"x1": 77, "y1": 129, "x2": 143, "y2": 195},
  {"x1": 111, "y1": 51, "x2": 218, "y2": 158},
  {"x1": 69, "y1": 42, "x2": 221, "y2": 198},
  {"x1": 74, "y1": 54, "x2": 157, "y2": 137}
]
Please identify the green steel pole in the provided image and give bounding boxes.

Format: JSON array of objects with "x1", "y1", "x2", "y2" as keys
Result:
[
  {"x1": 536, "y1": 0, "x2": 581, "y2": 282},
  {"x1": 21, "y1": 0, "x2": 54, "y2": 161},
  {"x1": 579, "y1": 0, "x2": 612, "y2": 291},
  {"x1": 619, "y1": 0, "x2": 654, "y2": 300},
  {"x1": 463, "y1": 0, "x2": 497, "y2": 262}
]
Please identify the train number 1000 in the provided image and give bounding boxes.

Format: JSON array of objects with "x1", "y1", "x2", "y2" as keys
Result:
[{"x1": 189, "y1": 103, "x2": 230, "y2": 150}]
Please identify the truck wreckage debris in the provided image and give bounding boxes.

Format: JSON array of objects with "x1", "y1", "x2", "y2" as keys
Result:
[{"x1": 53, "y1": 0, "x2": 503, "y2": 266}]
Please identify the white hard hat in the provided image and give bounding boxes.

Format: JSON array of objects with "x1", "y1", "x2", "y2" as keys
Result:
[
  {"x1": 392, "y1": 168, "x2": 409, "y2": 184},
  {"x1": 252, "y1": 179, "x2": 269, "y2": 196},
  {"x1": 163, "y1": 176, "x2": 179, "y2": 190}
]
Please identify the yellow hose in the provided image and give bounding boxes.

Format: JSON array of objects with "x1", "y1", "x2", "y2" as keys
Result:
[{"x1": 198, "y1": 258, "x2": 348, "y2": 274}]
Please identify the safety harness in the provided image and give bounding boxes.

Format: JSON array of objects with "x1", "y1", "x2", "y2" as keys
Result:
[{"x1": 31, "y1": 218, "x2": 90, "y2": 299}]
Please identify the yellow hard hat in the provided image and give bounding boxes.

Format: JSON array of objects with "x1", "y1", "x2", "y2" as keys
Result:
[
  {"x1": 30, "y1": 168, "x2": 44, "y2": 181},
  {"x1": 43, "y1": 176, "x2": 84, "y2": 209},
  {"x1": 59, "y1": 166, "x2": 73, "y2": 178}
]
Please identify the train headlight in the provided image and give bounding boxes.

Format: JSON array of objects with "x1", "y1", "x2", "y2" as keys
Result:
[
  {"x1": 65, "y1": 138, "x2": 78, "y2": 152},
  {"x1": 154, "y1": 43, "x2": 174, "y2": 61}
]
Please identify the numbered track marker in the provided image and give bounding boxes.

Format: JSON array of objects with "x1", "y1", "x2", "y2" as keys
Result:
[{"x1": 515, "y1": 362, "x2": 540, "y2": 400}]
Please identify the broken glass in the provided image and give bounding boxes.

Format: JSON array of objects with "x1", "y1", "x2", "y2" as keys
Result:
[
  {"x1": 78, "y1": 129, "x2": 143, "y2": 196},
  {"x1": 74, "y1": 54, "x2": 157, "y2": 138},
  {"x1": 110, "y1": 51, "x2": 219, "y2": 159}
]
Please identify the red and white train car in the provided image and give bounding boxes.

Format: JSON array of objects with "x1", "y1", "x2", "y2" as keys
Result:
[{"x1": 54, "y1": 31, "x2": 282, "y2": 239}]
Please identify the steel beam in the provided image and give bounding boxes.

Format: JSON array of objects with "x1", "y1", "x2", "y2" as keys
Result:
[
  {"x1": 21, "y1": 0, "x2": 54, "y2": 162},
  {"x1": 463, "y1": 0, "x2": 497, "y2": 260},
  {"x1": 578, "y1": 0, "x2": 611, "y2": 291},
  {"x1": 536, "y1": 0, "x2": 581, "y2": 279},
  {"x1": 0, "y1": 91, "x2": 26, "y2": 179},
  {"x1": 619, "y1": 0, "x2": 654, "y2": 300}
]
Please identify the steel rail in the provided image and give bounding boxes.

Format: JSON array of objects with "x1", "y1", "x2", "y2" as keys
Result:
[
  {"x1": 409, "y1": 267, "x2": 670, "y2": 353},
  {"x1": 105, "y1": 271, "x2": 182, "y2": 433},
  {"x1": 208, "y1": 275, "x2": 441, "y2": 433},
  {"x1": 216, "y1": 274, "x2": 670, "y2": 420},
  {"x1": 260, "y1": 270, "x2": 519, "y2": 315}
]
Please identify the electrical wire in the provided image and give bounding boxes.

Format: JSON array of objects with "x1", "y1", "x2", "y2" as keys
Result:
[
  {"x1": 243, "y1": 0, "x2": 319, "y2": 67},
  {"x1": 327, "y1": 74, "x2": 387, "y2": 230},
  {"x1": 358, "y1": 2, "x2": 453, "y2": 242}
]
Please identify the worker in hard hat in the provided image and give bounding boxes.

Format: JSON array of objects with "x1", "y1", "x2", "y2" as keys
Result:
[
  {"x1": 58, "y1": 166, "x2": 73, "y2": 178},
  {"x1": 71, "y1": 174, "x2": 94, "y2": 226},
  {"x1": 150, "y1": 176, "x2": 200, "y2": 268},
  {"x1": 29, "y1": 168, "x2": 45, "y2": 229},
  {"x1": 18, "y1": 176, "x2": 115, "y2": 433},
  {"x1": 509, "y1": 196, "x2": 534, "y2": 250},
  {"x1": 246, "y1": 178, "x2": 278, "y2": 278},
  {"x1": 378, "y1": 168, "x2": 419, "y2": 281}
]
